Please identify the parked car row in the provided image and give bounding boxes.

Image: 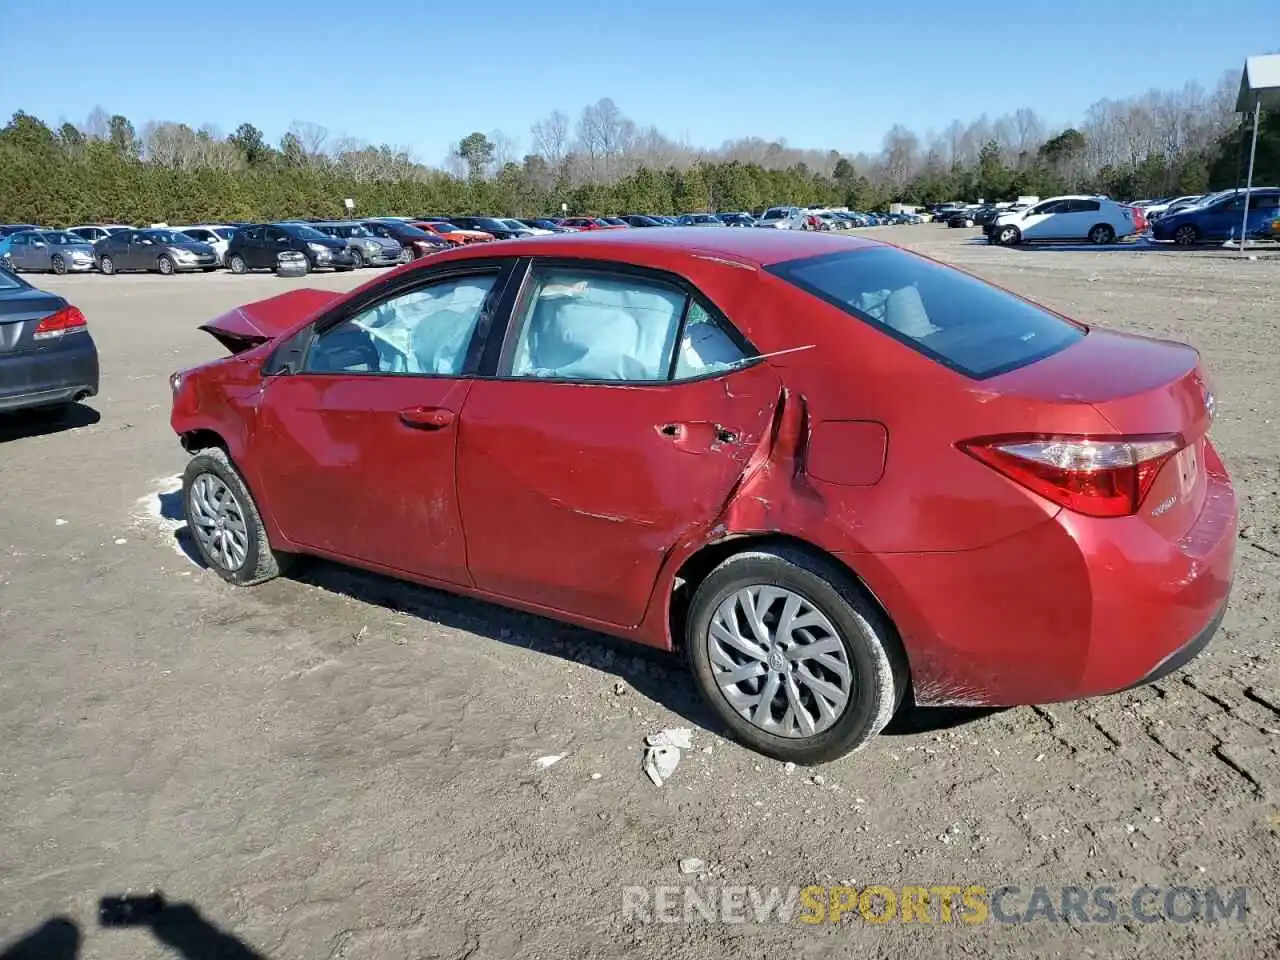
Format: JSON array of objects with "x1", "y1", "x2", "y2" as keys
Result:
[
  {"x1": 0, "y1": 208, "x2": 927, "y2": 276},
  {"x1": 930, "y1": 187, "x2": 1280, "y2": 247}
]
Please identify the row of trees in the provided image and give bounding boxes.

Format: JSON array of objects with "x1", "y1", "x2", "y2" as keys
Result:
[{"x1": 0, "y1": 71, "x2": 1276, "y2": 227}]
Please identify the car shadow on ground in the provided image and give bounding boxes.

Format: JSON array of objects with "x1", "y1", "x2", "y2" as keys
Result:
[
  {"x1": 297, "y1": 556, "x2": 999, "y2": 740},
  {"x1": 0, "y1": 893, "x2": 265, "y2": 960},
  {"x1": 151, "y1": 479, "x2": 1000, "y2": 741},
  {"x1": 0, "y1": 403, "x2": 100, "y2": 443}
]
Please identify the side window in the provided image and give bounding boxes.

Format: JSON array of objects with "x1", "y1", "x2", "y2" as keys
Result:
[
  {"x1": 1253, "y1": 193, "x2": 1280, "y2": 211},
  {"x1": 503, "y1": 269, "x2": 687, "y2": 382},
  {"x1": 1071, "y1": 200, "x2": 1101, "y2": 213},
  {"x1": 265, "y1": 227, "x2": 289, "y2": 244},
  {"x1": 303, "y1": 273, "x2": 498, "y2": 376},
  {"x1": 673, "y1": 301, "x2": 748, "y2": 380}
]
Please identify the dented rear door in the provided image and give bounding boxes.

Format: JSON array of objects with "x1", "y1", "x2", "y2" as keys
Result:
[{"x1": 456, "y1": 362, "x2": 782, "y2": 627}]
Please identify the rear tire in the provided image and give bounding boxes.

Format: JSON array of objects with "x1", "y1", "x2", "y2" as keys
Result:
[
  {"x1": 685, "y1": 546, "x2": 906, "y2": 764},
  {"x1": 228, "y1": 254, "x2": 248, "y2": 274},
  {"x1": 1089, "y1": 223, "x2": 1115, "y2": 245},
  {"x1": 182, "y1": 447, "x2": 293, "y2": 586},
  {"x1": 1174, "y1": 224, "x2": 1199, "y2": 246}
]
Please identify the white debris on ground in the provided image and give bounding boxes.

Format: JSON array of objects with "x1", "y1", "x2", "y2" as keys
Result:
[
  {"x1": 534, "y1": 754, "x2": 566, "y2": 770},
  {"x1": 130, "y1": 474, "x2": 200, "y2": 567},
  {"x1": 678, "y1": 858, "x2": 706, "y2": 875},
  {"x1": 643, "y1": 727, "x2": 694, "y2": 786},
  {"x1": 644, "y1": 728, "x2": 693, "y2": 750}
]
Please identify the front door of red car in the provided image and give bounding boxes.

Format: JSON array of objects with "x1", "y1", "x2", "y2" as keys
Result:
[
  {"x1": 252, "y1": 263, "x2": 515, "y2": 585},
  {"x1": 456, "y1": 261, "x2": 781, "y2": 627}
]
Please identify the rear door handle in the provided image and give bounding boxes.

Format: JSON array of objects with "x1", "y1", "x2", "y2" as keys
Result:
[{"x1": 399, "y1": 406, "x2": 455, "y2": 430}]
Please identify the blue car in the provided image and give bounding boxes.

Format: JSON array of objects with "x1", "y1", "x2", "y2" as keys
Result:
[{"x1": 1151, "y1": 188, "x2": 1280, "y2": 245}]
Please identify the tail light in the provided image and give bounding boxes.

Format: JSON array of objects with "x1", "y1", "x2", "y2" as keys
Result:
[
  {"x1": 33, "y1": 305, "x2": 88, "y2": 340},
  {"x1": 958, "y1": 433, "x2": 1185, "y2": 518},
  {"x1": 1130, "y1": 206, "x2": 1147, "y2": 231}
]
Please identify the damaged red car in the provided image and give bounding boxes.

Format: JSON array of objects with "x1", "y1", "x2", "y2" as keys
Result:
[{"x1": 170, "y1": 229, "x2": 1236, "y2": 763}]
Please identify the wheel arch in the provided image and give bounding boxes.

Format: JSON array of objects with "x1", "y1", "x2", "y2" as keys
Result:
[
  {"x1": 179, "y1": 427, "x2": 229, "y2": 455},
  {"x1": 666, "y1": 532, "x2": 910, "y2": 680}
]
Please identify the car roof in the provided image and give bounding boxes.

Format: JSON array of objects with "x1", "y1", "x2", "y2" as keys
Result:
[{"x1": 430, "y1": 226, "x2": 880, "y2": 268}]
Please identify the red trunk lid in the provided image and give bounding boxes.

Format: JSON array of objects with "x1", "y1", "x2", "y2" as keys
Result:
[{"x1": 991, "y1": 328, "x2": 1215, "y2": 537}]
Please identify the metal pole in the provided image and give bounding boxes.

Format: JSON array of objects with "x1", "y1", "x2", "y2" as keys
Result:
[{"x1": 1238, "y1": 92, "x2": 1262, "y2": 253}]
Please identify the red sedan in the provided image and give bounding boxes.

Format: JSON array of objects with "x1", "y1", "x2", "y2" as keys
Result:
[
  {"x1": 559, "y1": 217, "x2": 627, "y2": 231},
  {"x1": 171, "y1": 229, "x2": 1235, "y2": 764}
]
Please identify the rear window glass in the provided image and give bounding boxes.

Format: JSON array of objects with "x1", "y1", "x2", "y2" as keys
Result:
[{"x1": 768, "y1": 247, "x2": 1084, "y2": 379}]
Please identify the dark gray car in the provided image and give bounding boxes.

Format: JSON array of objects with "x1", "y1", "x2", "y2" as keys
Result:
[
  {"x1": 5, "y1": 230, "x2": 97, "y2": 274},
  {"x1": 311, "y1": 221, "x2": 403, "y2": 267},
  {"x1": 0, "y1": 266, "x2": 99, "y2": 414},
  {"x1": 94, "y1": 228, "x2": 219, "y2": 275}
]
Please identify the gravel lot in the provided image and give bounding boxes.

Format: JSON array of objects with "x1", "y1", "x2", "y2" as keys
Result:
[{"x1": 1, "y1": 226, "x2": 1277, "y2": 959}]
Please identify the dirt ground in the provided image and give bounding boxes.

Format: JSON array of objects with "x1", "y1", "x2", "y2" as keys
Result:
[{"x1": 1, "y1": 227, "x2": 1277, "y2": 959}]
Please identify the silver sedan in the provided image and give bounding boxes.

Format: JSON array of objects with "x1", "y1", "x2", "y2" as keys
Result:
[{"x1": 4, "y1": 230, "x2": 97, "y2": 274}]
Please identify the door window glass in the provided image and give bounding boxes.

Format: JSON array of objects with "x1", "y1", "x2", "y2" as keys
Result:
[
  {"x1": 303, "y1": 273, "x2": 497, "y2": 375},
  {"x1": 673, "y1": 301, "x2": 748, "y2": 379},
  {"x1": 503, "y1": 268, "x2": 687, "y2": 381}
]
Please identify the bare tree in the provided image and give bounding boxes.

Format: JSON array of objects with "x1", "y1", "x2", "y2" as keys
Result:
[
  {"x1": 442, "y1": 144, "x2": 467, "y2": 179},
  {"x1": 489, "y1": 129, "x2": 519, "y2": 172},
  {"x1": 880, "y1": 124, "x2": 920, "y2": 191},
  {"x1": 82, "y1": 106, "x2": 110, "y2": 141},
  {"x1": 288, "y1": 121, "x2": 330, "y2": 164},
  {"x1": 530, "y1": 110, "x2": 570, "y2": 170},
  {"x1": 1013, "y1": 108, "x2": 1044, "y2": 157}
]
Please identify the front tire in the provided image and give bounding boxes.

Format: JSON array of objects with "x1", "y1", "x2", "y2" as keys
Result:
[
  {"x1": 995, "y1": 225, "x2": 1021, "y2": 246},
  {"x1": 349, "y1": 248, "x2": 365, "y2": 268},
  {"x1": 99, "y1": 255, "x2": 116, "y2": 275},
  {"x1": 182, "y1": 447, "x2": 293, "y2": 586},
  {"x1": 157, "y1": 254, "x2": 175, "y2": 275},
  {"x1": 685, "y1": 546, "x2": 906, "y2": 764},
  {"x1": 51, "y1": 255, "x2": 67, "y2": 275}
]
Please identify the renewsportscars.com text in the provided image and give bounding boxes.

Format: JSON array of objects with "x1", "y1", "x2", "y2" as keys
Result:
[{"x1": 621, "y1": 884, "x2": 1249, "y2": 925}]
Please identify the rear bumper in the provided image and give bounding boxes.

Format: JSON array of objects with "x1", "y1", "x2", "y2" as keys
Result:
[
  {"x1": 0, "y1": 333, "x2": 100, "y2": 412},
  {"x1": 853, "y1": 441, "x2": 1237, "y2": 707}
]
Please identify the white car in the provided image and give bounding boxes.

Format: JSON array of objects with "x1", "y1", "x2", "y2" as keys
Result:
[
  {"x1": 66, "y1": 224, "x2": 132, "y2": 244},
  {"x1": 753, "y1": 206, "x2": 805, "y2": 229},
  {"x1": 499, "y1": 218, "x2": 553, "y2": 236},
  {"x1": 1145, "y1": 195, "x2": 1204, "y2": 220},
  {"x1": 172, "y1": 225, "x2": 238, "y2": 265},
  {"x1": 988, "y1": 195, "x2": 1142, "y2": 246}
]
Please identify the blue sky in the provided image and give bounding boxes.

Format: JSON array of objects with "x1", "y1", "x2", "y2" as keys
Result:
[{"x1": 0, "y1": 0, "x2": 1261, "y2": 164}]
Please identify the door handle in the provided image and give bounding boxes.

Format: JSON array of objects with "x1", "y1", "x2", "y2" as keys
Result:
[{"x1": 399, "y1": 406, "x2": 455, "y2": 430}]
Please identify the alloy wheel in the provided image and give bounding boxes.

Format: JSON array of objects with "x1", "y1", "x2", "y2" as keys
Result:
[
  {"x1": 188, "y1": 472, "x2": 250, "y2": 571},
  {"x1": 707, "y1": 586, "x2": 853, "y2": 738}
]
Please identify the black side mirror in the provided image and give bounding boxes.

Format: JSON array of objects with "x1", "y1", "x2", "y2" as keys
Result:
[{"x1": 262, "y1": 324, "x2": 314, "y2": 376}]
